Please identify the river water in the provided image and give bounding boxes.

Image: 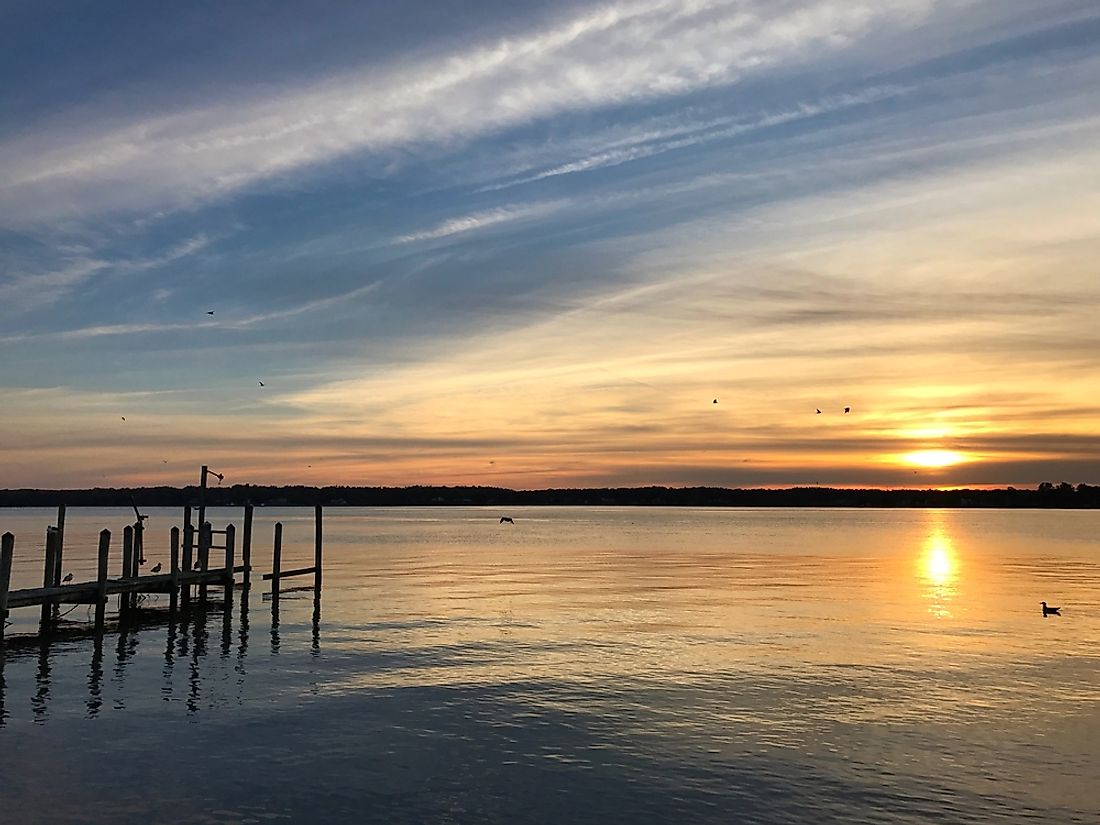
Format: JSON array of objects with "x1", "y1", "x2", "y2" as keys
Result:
[{"x1": 1, "y1": 506, "x2": 1098, "y2": 823}]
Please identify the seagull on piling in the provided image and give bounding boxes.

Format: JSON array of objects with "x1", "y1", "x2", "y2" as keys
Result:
[
  {"x1": 1041, "y1": 601, "x2": 1061, "y2": 616},
  {"x1": 62, "y1": 572, "x2": 74, "y2": 583}
]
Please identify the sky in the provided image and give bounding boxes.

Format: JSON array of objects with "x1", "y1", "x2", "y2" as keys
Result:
[{"x1": 2, "y1": 0, "x2": 1099, "y2": 490}]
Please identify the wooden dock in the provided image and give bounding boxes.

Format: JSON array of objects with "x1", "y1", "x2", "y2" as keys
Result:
[{"x1": 1, "y1": 469, "x2": 323, "y2": 641}]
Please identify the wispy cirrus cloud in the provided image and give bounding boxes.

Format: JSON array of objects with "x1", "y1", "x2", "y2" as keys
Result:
[
  {"x1": 394, "y1": 201, "x2": 568, "y2": 244},
  {"x1": 477, "y1": 84, "x2": 911, "y2": 192},
  {"x1": 0, "y1": 232, "x2": 211, "y2": 312},
  {"x1": 0, "y1": 0, "x2": 935, "y2": 224}
]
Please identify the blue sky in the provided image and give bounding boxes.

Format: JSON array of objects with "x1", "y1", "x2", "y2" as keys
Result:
[{"x1": 2, "y1": 0, "x2": 1099, "y2": 488}]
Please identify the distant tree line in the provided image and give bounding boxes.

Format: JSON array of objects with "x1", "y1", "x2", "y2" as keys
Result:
[{"x1": 1, "y1": 482, "x2": 1098, "y2": 508}]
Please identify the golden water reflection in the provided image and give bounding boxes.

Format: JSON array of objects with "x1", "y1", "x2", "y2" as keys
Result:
[{"x1": 919, "y1": 527, "x2": 959, "y2": 618}]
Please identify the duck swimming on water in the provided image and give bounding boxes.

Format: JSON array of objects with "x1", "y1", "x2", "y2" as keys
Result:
[{"x1": 1041, "y1": 601, "x2": 1061, "y2": 616}]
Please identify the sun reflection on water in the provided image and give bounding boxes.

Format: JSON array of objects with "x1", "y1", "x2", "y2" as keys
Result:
[{"x1": 919, "y1": 530, "x2": 958, "y2": 618}]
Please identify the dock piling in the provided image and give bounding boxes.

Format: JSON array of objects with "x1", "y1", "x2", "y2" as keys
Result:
[
  {"x1": 95, "y1": 529, "x2": 110, "y2": 628},
  {"x1": 1, "y1": 533, "x2": 14, "y2": 641},
  {"x1": 271, "y1": 522, "x2": 283, "y2": 611},
  {"x1": 182, "y1": 506, "x2": 193, "y2": 607},
  {"x1": 224, "y1": 524, "x2": 235, "y2": 589},
  {"x1": 121, "y1": 525, "x2": 134, "y2": 616},
  {"x1": 41, "y1": 527, "x2": 59, "y2": 626},
  {"x1": 53, "y1": 504, "x2": 66, "y2": 588},
  {"x1": 199, "y1": 522, "x2": 211, "y2": 603},
  {"x1": 169, "y1": 527, "x2": 180, "y2": 612},
  {"x1": 242, "y1": 504, "x2": 253, "y2": 589},
  {"x1": 314, "y1": 505, "x2": 323, "y2": 592}
]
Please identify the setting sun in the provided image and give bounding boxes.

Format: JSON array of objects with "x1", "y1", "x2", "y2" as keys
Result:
[{"x1": 903, "y1": 450, "x2": 970, "y2": 469}]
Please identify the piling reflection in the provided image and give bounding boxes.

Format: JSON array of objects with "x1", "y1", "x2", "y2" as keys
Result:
[
  {"x1": 0, "y1": 580, "x2": 322, "y2": 727},
  {"x1": 87, "y1": 634, "x2": 104, "y2": 718},
  {"x1": 32, "y1": 640, "x2": 50, "y2": 724}
]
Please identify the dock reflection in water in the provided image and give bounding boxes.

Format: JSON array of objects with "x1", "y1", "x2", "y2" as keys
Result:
[{"x1": 0, "y1": 586, "x2": 320, "y2": 726}]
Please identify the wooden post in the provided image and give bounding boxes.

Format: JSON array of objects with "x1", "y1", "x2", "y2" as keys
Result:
[
  {"x1": 95, "y1": 529, "x2": 110, "y2": 628},
  {"x1": 134, "y1": 520, "x2": 145, "y2": 568},
  {"x1": 199, "y1": 522, "x2": 211, "y2": 603},
  {"x1": 0, "y1": 533, "x2": 14, "y2": 641},
  {"x1": 42, "y1": 527, "x2": 59, "y2": 625},
  {"x1": 121, "y1": 524, "x2": 134, "y2": 616},
  {"x1": 271, "y1": 522, "x2": 283, "y2": 611},
  {"x1": 242, "y1": 504, "x2": 254, "y2": 589},
  {"x1": 197, "y1": 465, "x2": 208, "y2": 539},
  {"x1": 169, "y1": 526, "x2": 180, "y2": 613},
  {"x1": 54, "y1": 504, "x2": 66, "y2": 586},
  {"x1": 182, "y1": 514, "x2": 193, "y2": 607},
  {"x1": 224, "y1": 524, "x2": 235, "y2": 588},
  {"x1": 314, "y1": 505, "x2": 323, "y2": 593}
]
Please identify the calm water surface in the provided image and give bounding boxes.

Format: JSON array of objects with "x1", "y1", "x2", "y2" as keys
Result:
[{"x1": 1, "y1": 507, "x2": 1098, "y2": 823}]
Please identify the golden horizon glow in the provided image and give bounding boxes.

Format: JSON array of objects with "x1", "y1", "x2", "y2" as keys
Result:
[{"x1": 902, "y1": 449, "x2": 970, "y2": 469}]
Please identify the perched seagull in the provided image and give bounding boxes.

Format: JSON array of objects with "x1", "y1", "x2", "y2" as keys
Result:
[
  {"x1": 194, "y1": 560, "x2": 202, "y2": 571},
  {"x1": 1041, "y1": 601, "x2": 1061, "y2": 616},
  {"x1": 151, "y1": 562, "x2": 162, "y2": 574},
  {"x1": 844, "y1": 407, "x2": 851, "y2": 414},
  {"x1": 500, "y1": 516, "x2": 515, "y2": 525},
  {"x1": 62, "y1": 572, "x2": 74, "y2": 583}
]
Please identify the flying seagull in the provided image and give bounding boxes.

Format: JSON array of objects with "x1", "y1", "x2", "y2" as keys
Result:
[
  {"x1": 206, "y1": 310, "x2": 215, "y2": 315},
  {"x1": 121, "y1": 416, "x2": 126, "y2": 421},
  {"x1": 62, "y1": 572, "x2": 74, "y2": 583},
  {"x1": 151, "y1": 562, "x2": 162, "y2": 574},
  {"x1": 815, "y1": 408, "x2": 821, "y2": 414},
  {"x1": 259, "y1": 381, "x2": 265, "y2": 387},
  {"x1": 500, "y1": 516, "x2": 515, "y2": 524},
  {"x1": 1041, "y1": 601, "x2": 1061, "y2": 616},
  {"x1": 713, "y1": 398, "x2": 718, "y2": 404},
  {"x1": 844, "y1": 407, "x2": 851, "y2": 414}
]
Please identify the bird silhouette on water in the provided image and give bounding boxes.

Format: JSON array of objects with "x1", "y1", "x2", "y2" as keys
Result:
[
  {"x1": 1041, "y1": 601, "x2": 1061, "y2": 616},
  {"x1": 500, "y1": 516, "x2": 515, "y2": 524},
  {"x1": 62, "y1": 572, "x2": 74, "y2": 583},
  {"x1": 151, "y1": 562, "x2": 162, "y2": 574}
]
